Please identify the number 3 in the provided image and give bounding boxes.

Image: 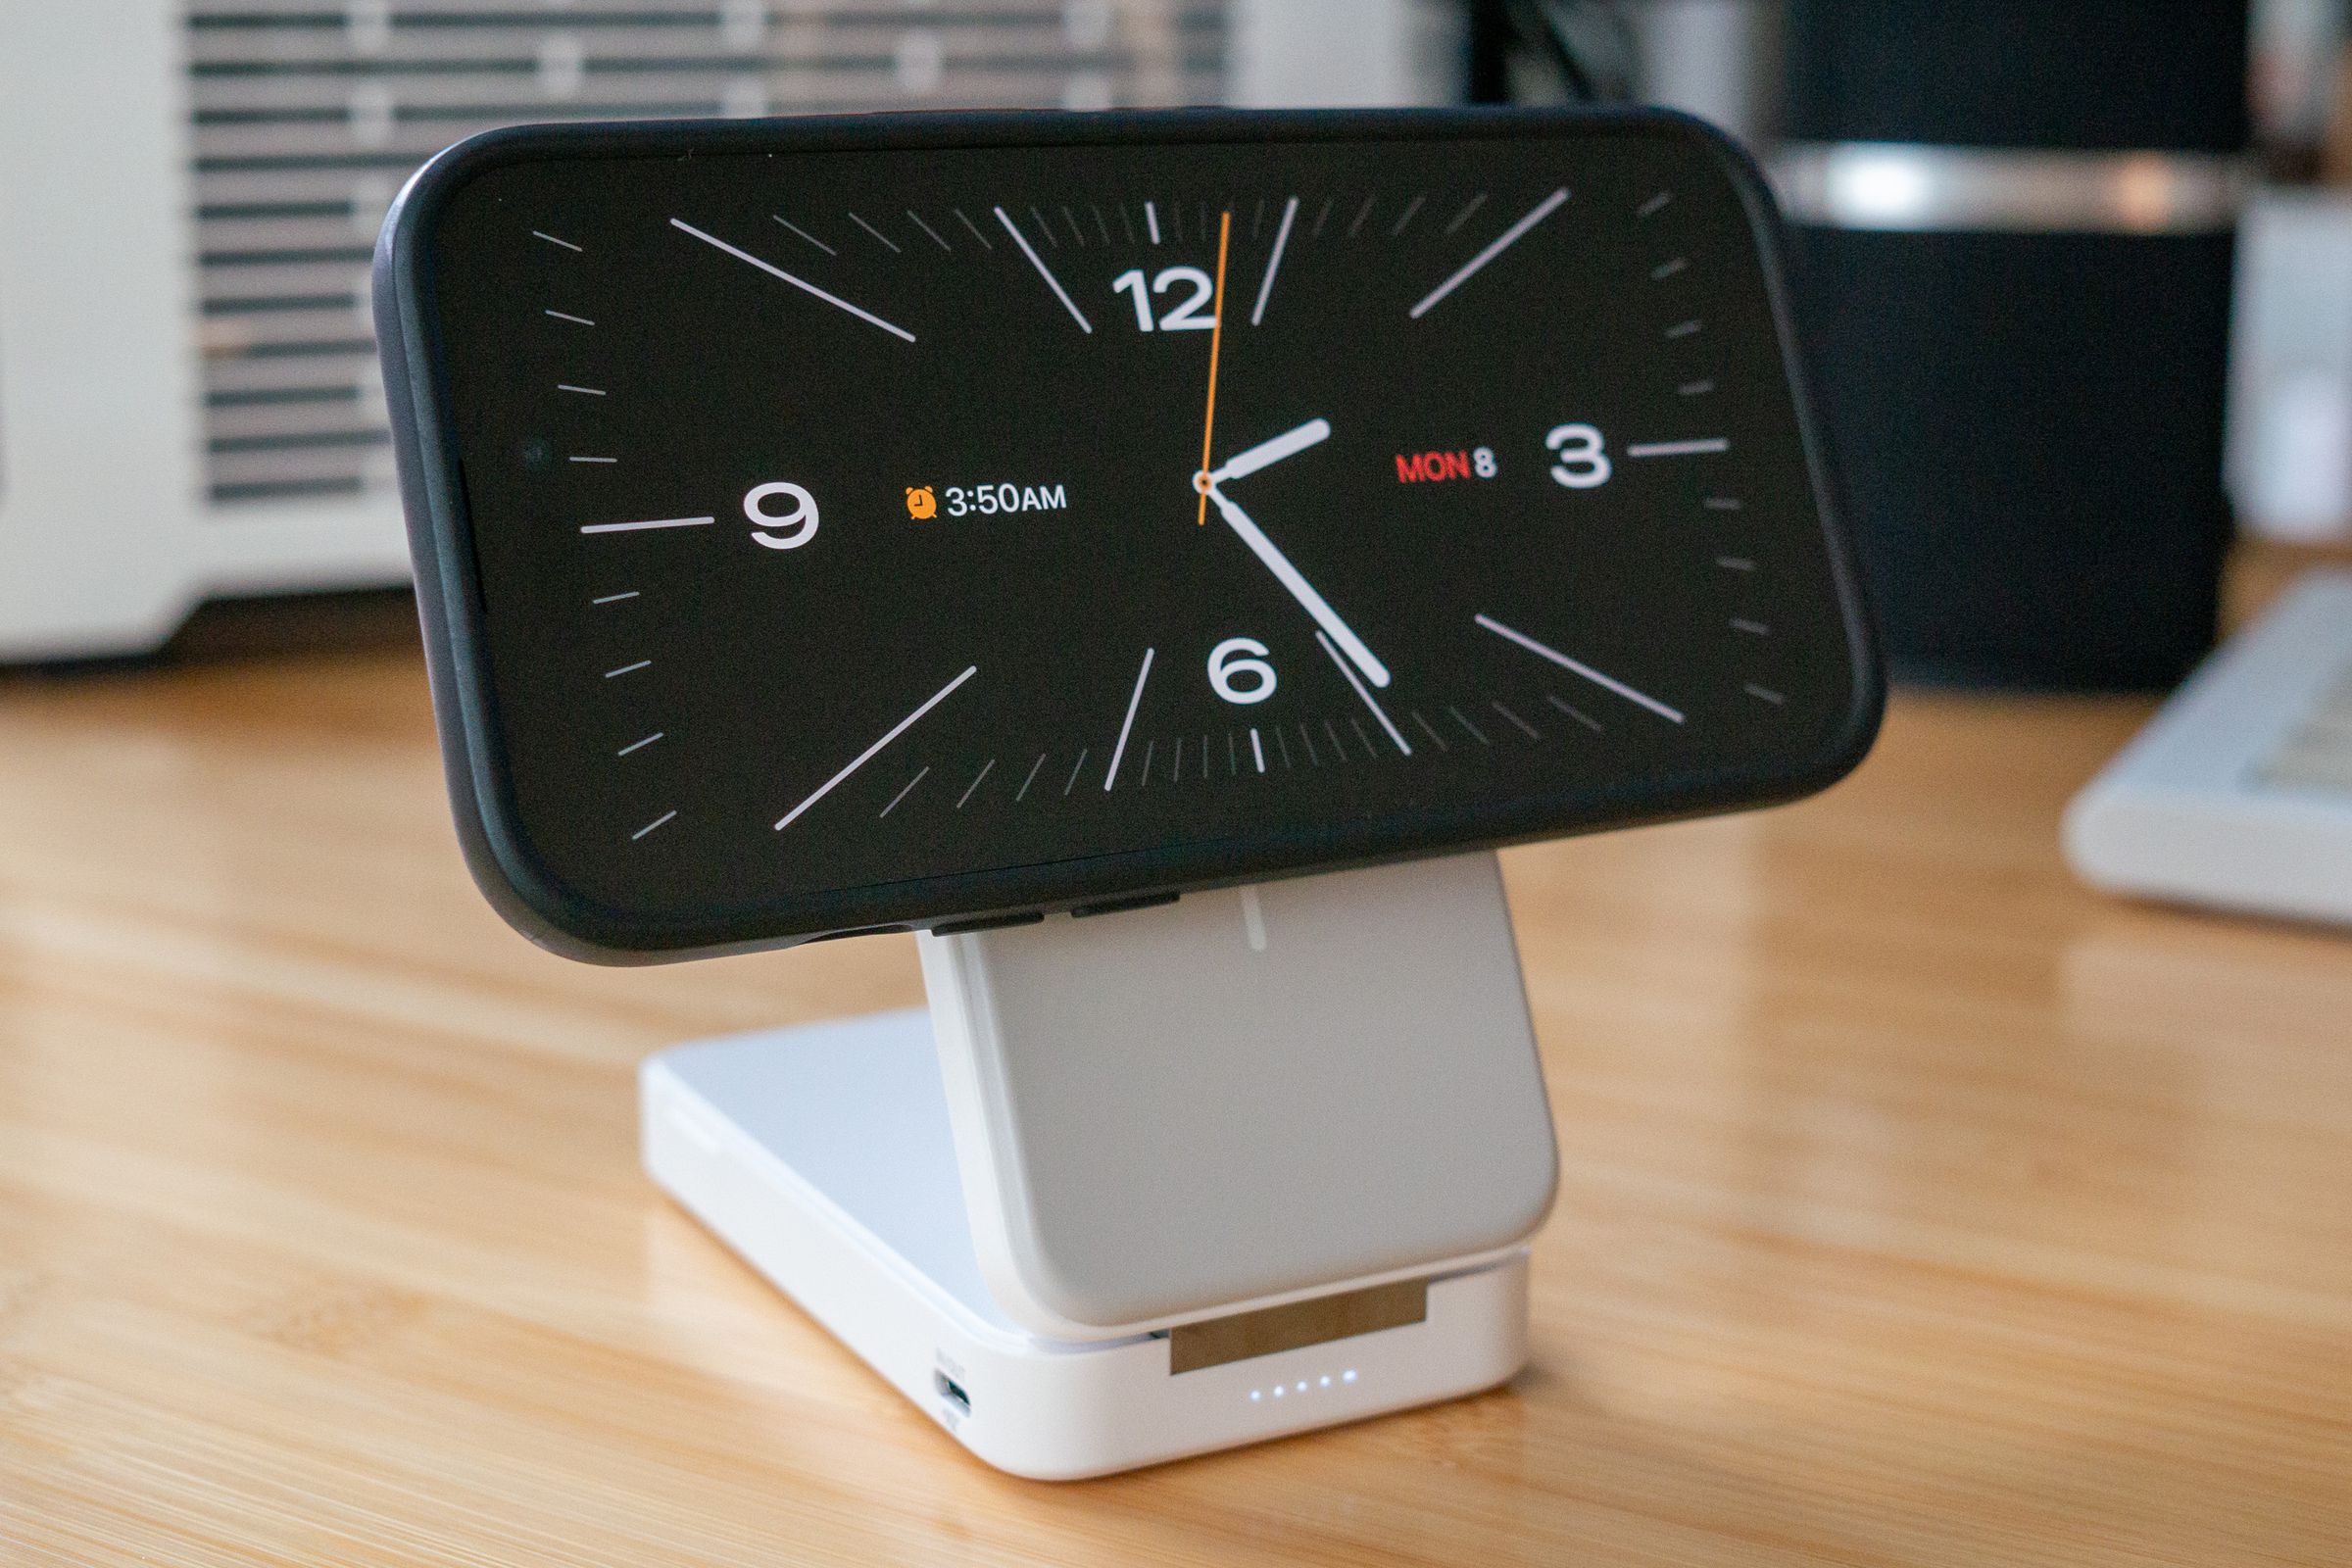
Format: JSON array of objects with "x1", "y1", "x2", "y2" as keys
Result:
[{"x1": 1545, "y1": 423, "x2": 1611, "y2": 490}]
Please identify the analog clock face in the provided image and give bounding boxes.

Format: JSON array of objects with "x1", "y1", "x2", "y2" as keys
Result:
[{"x1": 397, "y1": 114, "x2": 1877, "y2": 953}]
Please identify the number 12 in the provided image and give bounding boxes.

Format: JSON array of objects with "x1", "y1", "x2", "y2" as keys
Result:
[{"x1": 1111, "y1": 267, "x2": 1216, "y2": 332}]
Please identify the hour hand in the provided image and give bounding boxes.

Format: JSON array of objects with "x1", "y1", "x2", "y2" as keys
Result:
[{"x1": 1203, "y1": 417, "x2": 1331, "y2": 488}]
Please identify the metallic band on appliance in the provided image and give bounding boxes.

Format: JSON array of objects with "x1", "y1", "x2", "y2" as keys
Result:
[{"x1": 1772, "y1": 142, "x2": 2250, "y2": 234}]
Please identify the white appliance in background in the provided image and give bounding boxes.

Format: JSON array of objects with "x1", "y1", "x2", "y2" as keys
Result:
[
  {"x1": 2227, "y1": 191, "x2": 2352, "y2": 544},
  {"x1": 0, "y1": 0, "x2": 1456, "y2": 662}
]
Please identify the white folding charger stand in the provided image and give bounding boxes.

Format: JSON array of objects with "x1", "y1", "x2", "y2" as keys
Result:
[{"x1": 642, "y1": 853, "x2": 1558, "y2": 1478}]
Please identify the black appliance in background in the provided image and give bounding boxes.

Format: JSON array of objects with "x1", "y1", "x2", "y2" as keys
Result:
[{"x1": 1776, "y1": 3, "x2": 2252, "y2": 690}]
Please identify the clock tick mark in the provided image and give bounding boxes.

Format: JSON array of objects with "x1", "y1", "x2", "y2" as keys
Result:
[
  {"x1": 1444, "y1": 192, "x2": 1489, "y2": 233},
  {"x1": 1250, "y1": 195, "x2": 1298, "y2": 326},
  {"x1": 1732, "y1": 618, "x2": 1771, "y2": 637},
  {"x1": 1627, "y1": 437, "x2": 1729, "y2": 459},
  {"x1": 1169, "y1": 736, "x2": 1182, "y2": 783},
  {"x1": 531, "y1": 229, "x2": 582, "y2": 252},
  {"x1": 567, "y1": 455, "x2": 616, "y2": 464},
  {"x1": 955, "y1": 759, "x2": 996, "y2": 808},
  {"x1": 1389, "y1": 193, "x2": 1427, "y2": 236},
  {"x1": 1449, "y1": 706, "x2": 1490, "y2": 746},
  {"x1": 1477, "y1": 613, "x2": 1686, "y2": 724},
  {"x1": 590, "y1": 591, "x2": 638, "y2": 605},
  {"x1": 1298, "y1": 723, "x2": 1320, "y2": 766},
  {"x1": 1704, "y1": 496, "x2": 1743, "y2": 512},
  {"x1": 1545, "y1": 694, "x2": 1604, "y2": 733},
  {"x1": 1060, "y1": 205, "x2": 1088, "y2": 247},
  {"x1": 580, "y1": 514, "x2": 713, "y2": 534},
  {"x1": 1315, "y1": 629, "x2": 1411, "y2": 755},
  {"x1": 1678, "y1": 379, "x2": 1715, "y2": 397},
  {"x1": 1651, "y1": 257, "x2": 1689, "y2": 279},
  {"x1": 1014, "y1": 753, "x2": 1048, "y2": 802},
  {"x1": 1409, "y1": 188, "x2": 1569, "y2": 320},
  {"x1": 1062, "y1": 748, "x2": 1090, "y2": 796},
  {"x1": 1116, "y1": 203, "x2": 1136, "y2": 244},
  {"x1": 775, "y1": 666, "x2": 975, "y2": 831},
  {"x1": 616, "y1": 731, "x2": 663, "y2": 757},
  {"x1": 1349, "y1": 715, "x2": 1377, "y2": 759},
  {"x1": 604, "y1": 660, "x2": 651, "y2": 679},
  {"x1": 878, "y1": 766, "x2": 929, "y2": 818},
  {"x1": 557, "y1": 383, "x2": 606, "y2": 397},
  {"x1": 1146, "y1": 200, "x2": 1162, "y2": 244},
  {"x1": 1310, "y1": 195, "x2": 1335, "y2": 237},
  {"x1": 1746, "y1": 684, "x2": 1788, "y2": 706},
  {"x1": 847, "y1": 212, "x2": 901, "y2": 253},
  {"x1": 1103, "y1": 647, "x2": 1153, "y2": 789},
  {"x1": 952, "y1": 207, "x2": 993, "y2": 250},
  {"x1": 1027, "y1": 205, "x2": 1059, "y2": 248},
  {"x1": 1274, "y1": 727, "x2": 1294, "y2": 768},
  {"x1": 1410, "y1": 710, "x2": 1450, "y2": 752},
  {"x1": 905, "y1": 210, "x2": 952, "y2": 251},
  {"x1": 997, "y1": 206, "x2": 1093, "y2": 333},
  {"x1": 1323, "y1": 717, "x2": 1349, "y2": 762},
  {"x1": 1139, "y1": 738, "x2": 1156, "y2": 787},
  {"x1": 1717, "y1": 556, "x2": 1756, "y2": 571},
  {"x1": 1091, "y1": 204, "x2": 1112, "y2": 245},
  {"x1": 1665, "y1": 318, "x2": 1703, "y2": 339},
  {"x1": 1639, "y1": 190, "x2": 1674, "y2": 218},
  {"x1": 671, "y1": 220, "x2": 916, "y2": 342},
  {"x1": 772, "y1": 215, "x2": 837, "y2": 256},
  {"x1": 1347, "y1": 196, "x2": 1376, "y2": 238},
  {"x1": 543, "y1": 310, "x2": 594, "y2": 326},
  {"x1": 1250, "y1": 727, "x2": 1266, "y2": 773},
  {"x1": 1201, "y1": 734, "x2": 1211, "y2": 780},
  {"x1": 630, "y1": 809, "x2": 676, "y2": 841},
  {"x1": 1492, "y1": 701, "x2": 1541, "y2": 740}
]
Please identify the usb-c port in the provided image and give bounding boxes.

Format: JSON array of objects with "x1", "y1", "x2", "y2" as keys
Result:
[{"x1": 933, "y1": 1370, "x2": 971, "y2": 1415}]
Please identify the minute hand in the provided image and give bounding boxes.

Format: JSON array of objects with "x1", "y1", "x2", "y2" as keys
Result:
[{"x1": 1202, "y1": 481, "x2": 1391, "y2": 689}]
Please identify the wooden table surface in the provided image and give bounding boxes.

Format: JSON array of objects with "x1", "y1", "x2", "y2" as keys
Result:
[{"x1": 3, "y1": 602, "x2": 2348, "y2": 1566}]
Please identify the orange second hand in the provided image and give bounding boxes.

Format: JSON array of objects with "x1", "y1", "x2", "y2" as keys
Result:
[{"x1": 1197, "y1": 210, "x2": 1232, "y2": 525}]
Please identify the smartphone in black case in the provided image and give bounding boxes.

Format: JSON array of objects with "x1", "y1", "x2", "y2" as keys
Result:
[{"x1": 375, "y1": 108, "x2": 1881, "y2": 961}]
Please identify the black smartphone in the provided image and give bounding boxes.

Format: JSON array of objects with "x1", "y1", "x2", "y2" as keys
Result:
[{"x1": 375, "y1": 108, "x2": 1882, "y2": 962}]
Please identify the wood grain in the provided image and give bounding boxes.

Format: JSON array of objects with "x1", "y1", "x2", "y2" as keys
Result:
[{"x1": 3, "y1": 594, "x2": 2349, "y2": 1564}]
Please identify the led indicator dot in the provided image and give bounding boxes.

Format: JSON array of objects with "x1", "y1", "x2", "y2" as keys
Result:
[
  {"x1": 1319, "y1": 1375, "x2": 1332, "y2": 1387},
  {"x1": 1343, "y1": 1369, "x2": 1357, "y2": 1383},
  {"x1": 1271, "y1": 1385, "x2": 1284, "y2": 1397},
  {"x1": 1295, "y1": 1382, "x2": 1307, "y2": 1394},
  {"x1": 1249, "y1": 1390, "x2": 1261, "y2": 1401}
]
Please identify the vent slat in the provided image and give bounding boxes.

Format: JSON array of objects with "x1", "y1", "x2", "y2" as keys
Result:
[{"x1": 187, "y1": 0, "x2": 1229, "y2": 508}]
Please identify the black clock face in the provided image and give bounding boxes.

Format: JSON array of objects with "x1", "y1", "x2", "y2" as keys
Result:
[{"x1": 396, "y1": 113, "x2": 1877, "y2": 954}]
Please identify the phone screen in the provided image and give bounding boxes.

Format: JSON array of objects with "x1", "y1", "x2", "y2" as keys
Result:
[{"x1": 388, "y1": 112, "x2": 1878, "y2": 954}]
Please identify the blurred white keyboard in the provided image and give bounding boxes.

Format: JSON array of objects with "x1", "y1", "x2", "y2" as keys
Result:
[{"x1": 2065, "y1": 571, "x2": 2352, "y2": 926}]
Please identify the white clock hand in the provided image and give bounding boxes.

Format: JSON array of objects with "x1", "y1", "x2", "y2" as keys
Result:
[
  {"x1": 1206, "y1": 416, "x2": 1331, "y2": 487},
  {"x1": 1199, "y1": 478, "x2": 1392, "y2": 689}
]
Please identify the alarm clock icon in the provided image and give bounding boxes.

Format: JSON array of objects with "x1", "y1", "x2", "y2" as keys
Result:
[{"x1": 905, "y1": 486, "x2": 937, "y2": 519}]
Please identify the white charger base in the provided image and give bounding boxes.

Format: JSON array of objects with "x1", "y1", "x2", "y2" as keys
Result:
[{"x1": 642, "y1": 1008, "x2": 1530, "y2": 1480}]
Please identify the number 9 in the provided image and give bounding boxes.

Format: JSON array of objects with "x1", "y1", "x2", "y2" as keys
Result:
[
  {"x1": 1208, "y1": 637, "x2": 1278, "y2": 705},
  {"x1": 745, "y1": 481, "x2": 819, "y2": 550}
]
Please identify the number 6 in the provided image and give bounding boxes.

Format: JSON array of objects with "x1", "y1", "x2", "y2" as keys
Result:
[
  {"x1": 1544, "y1": 423, "x2": 1611, "y2": 490},
  {"x1": 1208, "y1": 637, "x2": 1278, "y2": 705}
]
